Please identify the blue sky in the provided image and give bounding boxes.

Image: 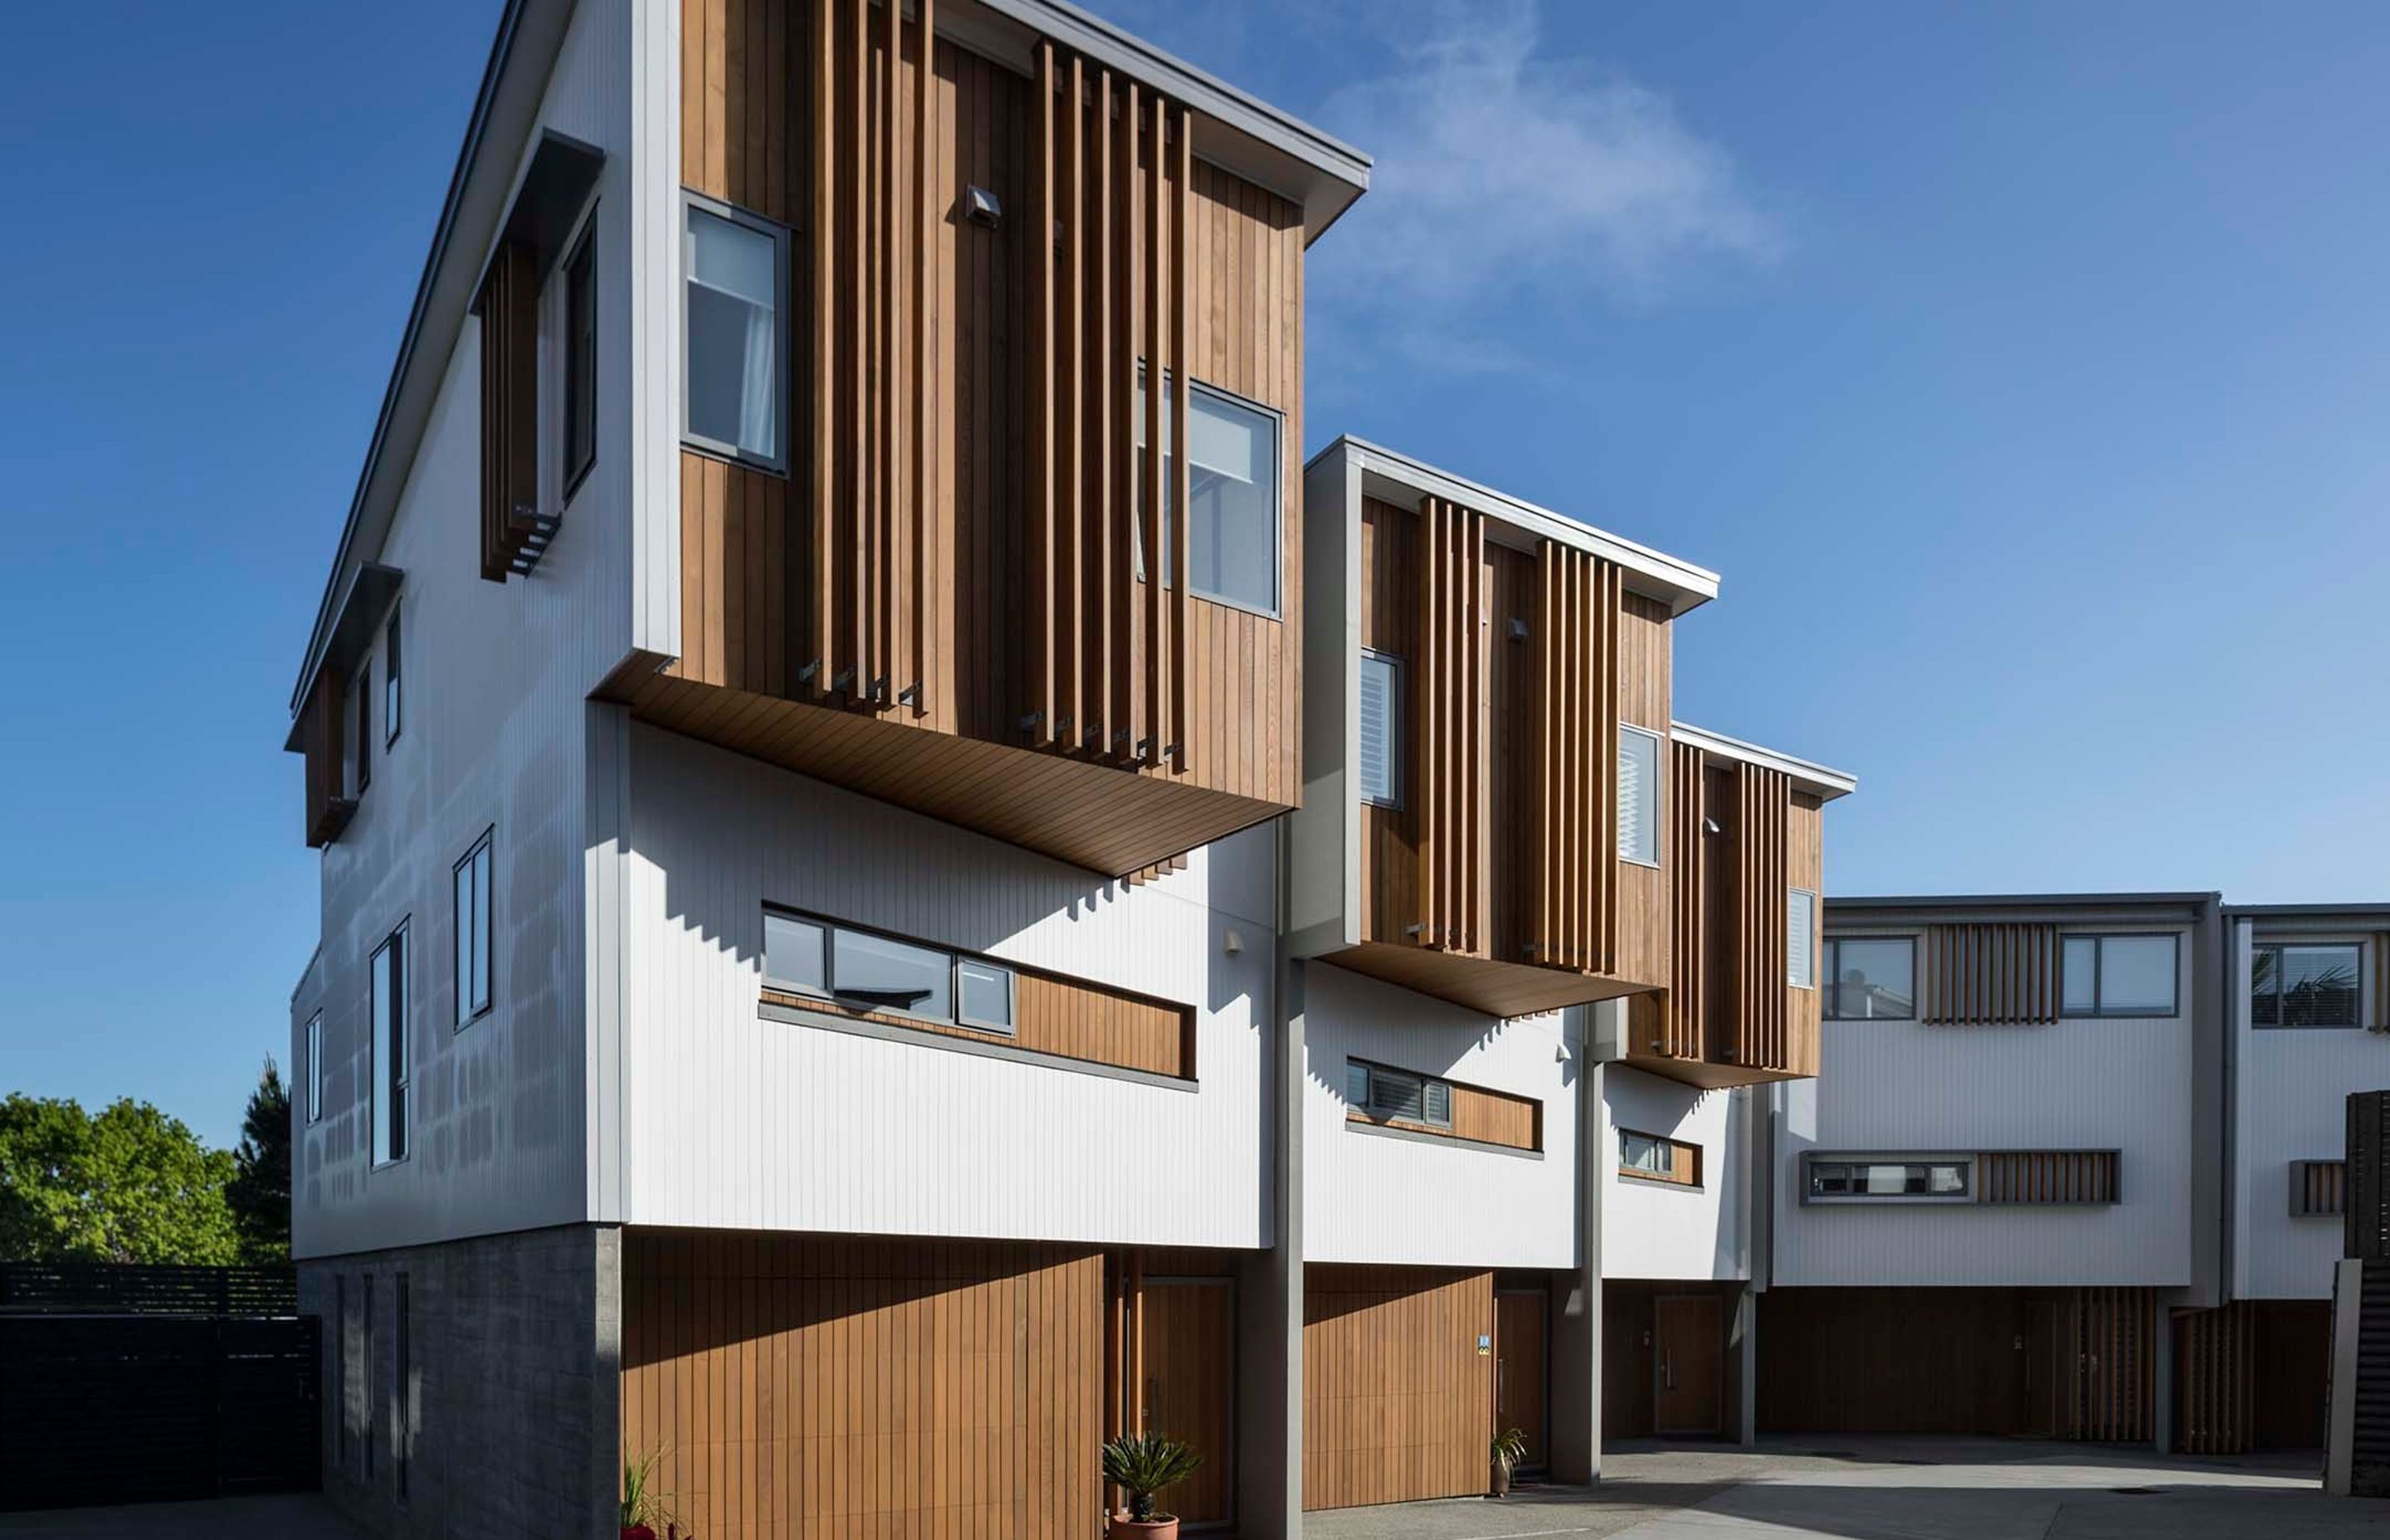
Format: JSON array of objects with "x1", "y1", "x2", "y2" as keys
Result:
[{"x1": 3, "y1": 0, "x2": 2386, "y2": 1146}]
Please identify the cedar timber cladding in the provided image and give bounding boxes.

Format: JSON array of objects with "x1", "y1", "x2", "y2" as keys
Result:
[
  {"x1": 1977, "y1": 1150, "x2": 2119, "y2": 1205},
  {"x1": 620, "y1": 1231, "x2": 1104, "y2": 1540},
  {"x1": 1303, "y1": 1266, "x2": 1494, "y2": 1509},
  {"x1": 1337, "y1": 492, "x2": 1663, "y2": 1020},
  {"x1": 763, "y1": 962, "x2": 1196, "y2": 1079},
  {"x1": 1922, "y1": 923, "x2": 2061, "y2": 1025},
  {"x1": 612, "y1": 0, "x2": 1311, "y2": 879},
  {"x1": 299, "y1": 670, "x2": 354, "y2": 848},
  {"x1": 1632, "y1": 744, "x2": 1825, "y2": 1087}
]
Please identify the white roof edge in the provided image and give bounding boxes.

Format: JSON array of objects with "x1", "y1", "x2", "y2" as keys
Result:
[
  {"x1": 1314, "y1": 436, "x2": 1721, "y2": 617},
  {"x1": 1671, "y1": 720, "x2": 1857, "y2": 801},
  {"x1": 978, "y1": 0, "x2": 1370, "y2": 240}
]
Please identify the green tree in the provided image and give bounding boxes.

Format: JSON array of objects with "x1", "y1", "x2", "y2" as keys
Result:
[
  {"x1": 0, "y1": 1094, "x2": 240, "y2": 1265},
  {"x1": 227, "y1": 1059, "x2": 292, "y2": 1262}
]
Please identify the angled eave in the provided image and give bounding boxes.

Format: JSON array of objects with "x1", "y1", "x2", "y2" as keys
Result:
[
  {"x1": 1310, "y1": 436, "x2": 1721, "y2": 618},
  {"x1": 963, "y1": 0, "x2": 1370, "y2": 245},
  {"x1": 1671, "y1": 721, "x2": 1856, "y2": 802},
  {"x1": 284, "y1": 0, "x2": 575, "y2": 729}
]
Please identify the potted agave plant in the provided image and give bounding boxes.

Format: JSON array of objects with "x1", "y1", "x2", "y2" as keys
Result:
[
  {"x1": 1488, "y1": 1427, "x2": 1529, "y2": 1499},
  {"x1": 1103, "y1": 1430, "x2": 1204, "y2": 1539},
  {"x1": 621, "y1": 1446, "x2": 685, "y2": 1540}
]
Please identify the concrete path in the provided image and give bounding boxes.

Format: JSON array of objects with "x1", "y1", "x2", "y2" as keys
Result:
[
  {"x1": 0, "y1": 1495, "x2": 366, "y2": 1538},
  {"x1": 1308, "y1": 1440, "x2": 2390, "y2": 1540}
]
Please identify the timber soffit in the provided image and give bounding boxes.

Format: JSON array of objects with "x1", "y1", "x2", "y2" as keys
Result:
[
  {"x1": 286, "y1": 0, "x2": 1373, "y2": 729},
  {"x1": 1670, "y1": 720, "x2": 1856, "y2": 803},
  {"x1": 1311, "y1": 436, "x2": 1723, "y2": 618}
]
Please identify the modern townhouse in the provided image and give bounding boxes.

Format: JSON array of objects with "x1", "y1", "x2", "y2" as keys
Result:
[
  {"x1": 279, "y1": 2, "x2": 1858, "y2": 1538},
  {"x1": 2172, "y1": 902, "x2": 2390, "y2": 1454},
  {"x1": 1287, "y1": 441, "x2": 1854, "y2": 1503},
  {"x1": 1762, "y1": 894, "x2": 2227, "y2": 1449}
]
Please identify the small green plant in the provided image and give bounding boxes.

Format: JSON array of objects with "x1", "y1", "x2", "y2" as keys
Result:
[
  {"x1": 1101, "y1": 1431, "x2": 1204, "y2": 1523},
  {"x1": 622, "y1": 1445, "x2": 679, "y2": 1533},
  {"x1": 1490, "y1": 1428, "x2": 1529, "y2": 1469}
]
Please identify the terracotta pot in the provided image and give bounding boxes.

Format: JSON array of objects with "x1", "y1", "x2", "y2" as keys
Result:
[
  {"x1": 1110, "y1": 1511, "x2": 1179, "y2": 1539},
  {"x1": 1489, "y1": 1457, "x2": 1514, "y2": 1498},
  {"x1": 622, "y1": 1528, "x2": 657, "y2": 1540}
]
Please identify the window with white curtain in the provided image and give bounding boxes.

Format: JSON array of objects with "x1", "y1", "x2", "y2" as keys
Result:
[
  {"x1": 1134, "y1": 373, "x2": 1283, "y2": 614},
  {"x1": 683, "y1": 198, "x2": 785, "y2": 470},
  {"x1": 1358, "y1": 650, "x2": 1402, "y2": 807},
  {"x1": 1617, "y1": 724, "x2": 1661, "y2": 865},
  {"x1": 1788, "y1": 889, "x2": 1817, "y2": 988}
]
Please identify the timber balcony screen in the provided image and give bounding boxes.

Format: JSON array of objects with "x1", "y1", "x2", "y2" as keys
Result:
[
  {"x1": 1921, "y1": 924, "x2": 2061, "y2": 1025},
  {"x1": 1631, "y1": 745, "x2": 1822, "y2": 1086},
  {"x1": 602, "y1": 0, "x2": 1309, "y2": 879},
  {"x1": 1339, "y1": 494, "x2": 1674, "y2": 1019}
]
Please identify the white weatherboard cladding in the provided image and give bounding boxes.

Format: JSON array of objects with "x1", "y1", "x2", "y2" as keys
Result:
[
  {"x1": 618, "y1": 726, "x2": 1275, "y2": 1247},
  {"x1": 1771, "y1": 1008, "x2": 2197, "y2": 1288},
  {"x1": 2234, "y1": 922, "x2": 2384, "y2": 1300},
  {"x1": 1302, "y1": 966, "x2": 1580, "y2": 1270},
  {"x1": 291, "y1": 0, "x2": 636, "y2": 1260},
  {"x1": 1602, "y1": 1066, "x2": 1746, "y2": 1282}
]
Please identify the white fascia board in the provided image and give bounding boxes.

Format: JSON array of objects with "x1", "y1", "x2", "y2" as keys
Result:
[
  {"x1": 968, "y1": 0, "x2": 1371, "y2": 244},
  {"x1": 1314, "y1": 436, "x2": 1721, "y2": 617},
  {"x1": 1670, "y1": 721, "x2": 1857, "y2": 802}
]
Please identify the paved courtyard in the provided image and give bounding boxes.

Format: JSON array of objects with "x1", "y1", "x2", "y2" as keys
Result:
[{"x1": 1307, "y1": 1438, "x2": 2386, "y2": 1540}]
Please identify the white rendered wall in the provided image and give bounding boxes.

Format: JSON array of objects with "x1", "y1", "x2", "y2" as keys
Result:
[
  {"x1": 1301, "y1": 966, "x2": 1582, "y2": 1270},
  {"x1": 1601, "y1": 1066, "x2": 1747, "y2": 1282},
  {"x1": 1771, "y1": 927, "x2": 2197, "y2": 1289},
  {"x1": 2234, "y1": 922, "x2": 2387, "y2": 1301},
  {"x1": 293, "y1": 0, "x2": 636, "y2": 1260},
  {"x1": 615, "y1": 726, "x2": 1277, "y2": 1248}
]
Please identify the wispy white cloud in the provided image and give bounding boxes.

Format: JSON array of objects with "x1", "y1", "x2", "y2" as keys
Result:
[{"x1": 1312, "y1": 0, "x2": 1782, "y2": 338}]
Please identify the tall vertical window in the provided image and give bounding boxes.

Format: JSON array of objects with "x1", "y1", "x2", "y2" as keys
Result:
[
  {"x1": 305, "y1": 1011, "x2": 324, "y2": 1123},
  {"x1": 1358, "y1": 650, "x2": 1402, "y2": 808},
  {"x1": 453, "y1": 831, "x2": 494, "y2": 1026},
  {"x1": 2061, "y1": 933, "x2": 2178, "y2": 1018},
  {"x1": 347, "y1": 659, "x2": 372, "y2": 798},
  {"x1": 563, "y1": 226, "x2": 597, "y2": 494},
  {"x1": 1135, "y1": 374, "x2": 1285, "y2": 614},
  {"x1": 2251, "y1": 943, "x2": 2362, "y2": 1028},
  {"x1": 1788, "y1": 889, "x2": 1818, "y2": 988},
  {"x1": 383, "y1": 611, "x2": 402, "y2": 747},
  {"x1": 1617, "y1": 724, "x2": 1661, "y2": 865},
  {"x1": 682, "y1": 198, "x2": 786, "y2": 470},
  {"x1": 1824, "y1": 937, "x2": 1916, "y2": 1020},
  {"x1": 394, "y1": 1274, "x2": 411, "y2": 1501},
  {"x1": 372, "y1": 923, "x2": 410, "y2": 1165}
]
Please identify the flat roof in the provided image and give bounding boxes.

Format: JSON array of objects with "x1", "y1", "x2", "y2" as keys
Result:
[
  {"x1": 1310, "y1": 436, "x2": 1721, "y2": 617},
  {"x1": 1671, "y1": 721, "x2": 1856, "y2": 802}
]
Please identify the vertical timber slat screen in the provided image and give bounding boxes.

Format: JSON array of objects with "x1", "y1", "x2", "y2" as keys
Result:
[{"x1": 1923, "y1": 924, "x2": 2061, "y2": 1025}]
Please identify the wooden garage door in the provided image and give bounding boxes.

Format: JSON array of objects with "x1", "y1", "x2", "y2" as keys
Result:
[
  {"x1": 1304, "y1": 1265, "x2": 1491, "y2": 1510},
  {"x1": 622, "y1": 1230, "x2": 1103, "y2": 1540}
]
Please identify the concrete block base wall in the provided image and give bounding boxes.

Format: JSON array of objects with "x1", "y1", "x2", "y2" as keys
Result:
[{"x1": 300, "y1": 1224, "x2": 621, "y2": 1540}]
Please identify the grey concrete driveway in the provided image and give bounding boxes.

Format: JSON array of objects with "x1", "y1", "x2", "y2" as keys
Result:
[
  {"x1": 1307, "y1": 1439, "x2": 2388, "y2": 1540},
  {"x1": 0, "y1": 1495, "x2": 365, "y2": 1538}
]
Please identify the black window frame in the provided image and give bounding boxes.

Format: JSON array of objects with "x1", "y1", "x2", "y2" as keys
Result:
[
  {"x1": 453, "y1": 829, "x2": 495, "y2": 1028},
  {"x1": 305, "y1": 1010, "x2": 324, "y2": 1124},
  {"x1": 383, "y1": 609, "x2": 402, "y2": 748},
  {"x1": 563, "y1": 219, "x2": 598, "y2": 500},
  {"x1": 2251, "y1": 940, "x2": 2364, "y2": 1030},
  {"x1": 372, "y1": 921, "x2": 411, "y2": 1167},
  {"x1": 1823, "y1": 934, "x2": 1919, "y2": 1021},
  {"x1": 760, "y1": 908, "x2": 1018, "y2": 1039},
  {"x1": 350, "y1": 657, "x2": 373, "y2": 797},
  {"x1": 1804, "y1": 1154, "x2": 1974, "y2": 1203},
  {"x1": 2059, "y1": 932, "x2": 2180, "y2": 1019},
  {"x1": 1344, "y1": 1058, "x2": 1455, "y2": 1130}
]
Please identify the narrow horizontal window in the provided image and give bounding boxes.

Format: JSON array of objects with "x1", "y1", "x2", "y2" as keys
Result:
[
  {"x1": 761, "y1": 910, "x2": 1018, "y2": 1040},
  {"x1": 1618, "y1": 1128, "x2": 1701, "y2": 1187},
  {"x1": 1807, "y1": 1156, "x2": 1970, "y2": 1201},
  {"x1": 682, "y1": 197, "x2": 786, "y2": 470},
  {"x1": 1825, "y1": 936, "x2": 1916, "y2": 1021},
  {"x1": 1617, "y1": 724, "x2": 1660, "y2": 865},
  {"x1": 956, "y1": 959, "x2": 1015, "y2": 1032},
  {"x1": 1358, "y1": 650, "x2": 1402, "y2": 808},
  {"x1": 832, "y1": 928, "x2": 953, "y2": 1020}
]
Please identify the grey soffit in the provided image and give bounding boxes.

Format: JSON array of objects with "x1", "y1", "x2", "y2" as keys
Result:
[
  {"x1": 471, "y1": 129, "x2": 606, "y2": 309},
  {"x1": 758, "y1": 1000, "x2": 1197, "y2": 1094},
  {"x1": 1671, "y1": 721, "x2": 1857, "y2": 802},
  {"x1": 282, "y1": 562, "x2": 406, "y2": 751},
  {"x1": 1307, "y1": 436, "x2": 1722, "y2": 617}
]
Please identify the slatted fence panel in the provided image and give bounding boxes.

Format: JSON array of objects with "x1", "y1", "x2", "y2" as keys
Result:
[{"x1": 0, "y1": 1263, "x2": 297, "y2": 1318}]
